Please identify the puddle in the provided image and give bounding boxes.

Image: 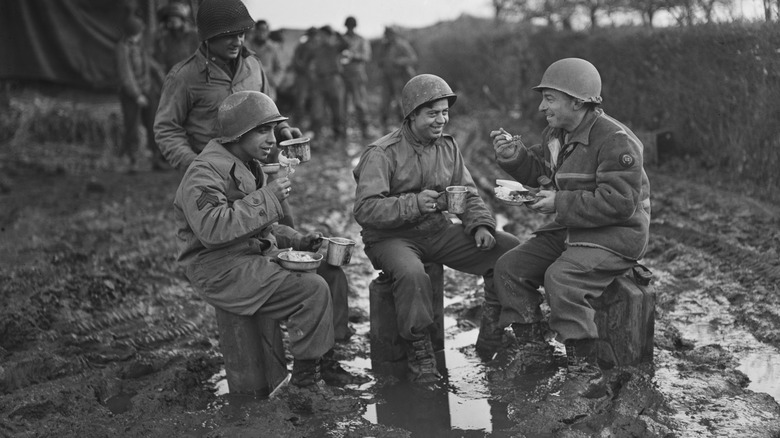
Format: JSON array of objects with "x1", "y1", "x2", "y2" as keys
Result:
[
  {"x1": 105, "y1": 392, "x2": 135, "y2": 414},
  {"x1": 668, "y1": 287, "x2": 780, "y2": 403}
]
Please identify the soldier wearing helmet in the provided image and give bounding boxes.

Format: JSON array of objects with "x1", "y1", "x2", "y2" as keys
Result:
[
  {"x1": 488, "y1": 58, "x2": 651, "y2": 381},
  {"x1": 174, "y1": 91, "x2": 363, "y2": 407},
  {"x1": 154, "y1": 0, "x2": 302, "y2": 172},
  {"x1": 353, "y1": 74, "x2": 520, "y2": 384},
  {"x1": 377, "y1": 26, "x2": 418, "y2": 132},
  {"x1": 340, "y1": 16, "x2": 372, "y2": 138},
  {"x1": 153, "y1": 1, "x2": 199, "y2": 74}
]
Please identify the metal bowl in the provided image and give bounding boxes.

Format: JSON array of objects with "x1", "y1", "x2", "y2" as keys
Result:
[{"x1": 277, "y1": 250, "x2": 322, "y2": 271}]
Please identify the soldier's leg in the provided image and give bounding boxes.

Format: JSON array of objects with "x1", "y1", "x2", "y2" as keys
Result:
[
  {"x1": 316, "y1": 263, "x2": 352, "y2": 342},
  {"x1": 545, "y1": 246, "x2": 634, "y2": 343}
]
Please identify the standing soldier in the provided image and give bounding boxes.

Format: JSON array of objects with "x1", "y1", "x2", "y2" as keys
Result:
[
  {"x1": 340, "y1": 16, "x2": 372, "y2": 139},
  {"x1": 352, "y1": 74, "x2": 519, "y2": 383},
  {"x1": 310, "y1": 25, "x2": 348, "y2": 142},
  {"x1": 154, "y1": 0, "x2": 302, "y2": 172},
  {"x1": 153, "y1": 2, "x2": 199, "y2": 74},
  {"x1": 116, "y1": 15, "x2": 167, "y2": 171},
  {"x1": 489, "y1": 58, "x2": 651, "y2": 387},
  {"x1": 377, "y1": 27, "x2": 418, "y2": 133},
  {"x1": 246, "y1": 20, "x2": 284, "y2": 101},
  {"x1": 289, "y1": 27, "x2": 318, "y2": 133}
]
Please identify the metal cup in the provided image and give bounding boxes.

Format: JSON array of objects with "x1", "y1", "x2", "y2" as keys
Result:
[
  {"x1": 279, "y1": 137, "x2": 311, "y2": 162},
  {"x1": 325, "y1": 237, "x2": 356, "y2": 266},
  {"x1": 446, "y1": 186, "x2": 468, "y2": 214}
]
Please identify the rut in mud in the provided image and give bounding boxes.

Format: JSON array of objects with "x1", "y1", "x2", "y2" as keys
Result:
[{"x1": 1, "y1": 113, "x2": 780, "y2": 437}]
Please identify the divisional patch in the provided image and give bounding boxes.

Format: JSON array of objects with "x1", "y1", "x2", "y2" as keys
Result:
[
  {"x1": 619, "y1": 153, "x2": 635, "y2": 168},
  {"x1": 196, "y1": 191, "x2": 219, "y2": 210}
]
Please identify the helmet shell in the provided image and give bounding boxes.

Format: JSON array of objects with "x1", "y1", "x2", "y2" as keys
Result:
[
  {"x1": 157, "y1": 2, "x2": 190, "y2": 22},
  {"x1": 401, "y1": 74, "x2": 457, "y2": 119},
  {"x1": 532, "y1": 58, "x2": 602, "y2": 104},
  {"x1": 218, "y1": 91, "x2": 288, "y2": 142},
  {"x1": 196, "y1": 0, "x2": 254, "y2": 42}
]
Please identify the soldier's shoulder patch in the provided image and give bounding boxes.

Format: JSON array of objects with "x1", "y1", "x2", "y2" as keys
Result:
[
  {"x1": 196, "y1": 191, "x2": 219, "y2": 210},
  {"x1": 619, "y1": 153, "x2": 635, "y2": 168}
]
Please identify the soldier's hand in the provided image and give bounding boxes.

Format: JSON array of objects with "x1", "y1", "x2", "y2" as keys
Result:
[
  {"x1": 474, "y1": 226, "x2": 496, "y2": 250},
  {"x1": 278, "y1": 126, "x2": 303, "y2": 141},
  {"x1": 300, "y1": 232, "x2": 324, "y2": 251},
  {"x1": 490, "y1": 128, "x2": 522, "y2": 159},
  {"x1": 269, "y1": 177, "x2": 292, "y2": 202},
  {"x1": 137, "y1": 95, "x2": 149, "y2": 107},
  {"x1": 527, "y1": 190, "x2": 556, "y2": 214},
  {"x1": 417, "y1": 189, "x2": 440, "y2": 214}
]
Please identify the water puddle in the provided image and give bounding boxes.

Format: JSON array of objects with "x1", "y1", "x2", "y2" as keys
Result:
[{"x1": 668, "y1": 287, "x2": 780, "y2": 402}]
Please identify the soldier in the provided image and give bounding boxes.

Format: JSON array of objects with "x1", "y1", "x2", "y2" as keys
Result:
[
  {"x1": 310, "y1": 25, "x2": 348, "y2": 142},
  {"x1": 246, "y1": 20, "x2": 284, "y2": 101},
  {"x1": 377, "y1": 27, "x2": 418, "y2": 133},
  {"x1": 488, "y1": 58, "x2": 651, "y2": 383},
  {"x1": 352, "y1": 74, "x2": 520, "y2": 383},
  {"x1": 288, "y1": 27, "x2": 318, "y2": 133},
  {"x1": 340, "y1": 16, "x2": 372, "y2": 139},
  {"x1": 173, "y1": 90, "x2": 360, "y2": 408},
  {"x1": 153, "y1": 2, "x2": 199, "y2": 74},
  {"x1": 116, "y1": 15, "x2": 167, "y2": 171},
  {"x1": 154, "y1": 0, "x2": 302, "y2": 172}
]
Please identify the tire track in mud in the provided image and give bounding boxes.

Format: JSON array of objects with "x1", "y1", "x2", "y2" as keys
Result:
[{"x1": 651, "y1": 220, "x2": 780, "y2": 346}]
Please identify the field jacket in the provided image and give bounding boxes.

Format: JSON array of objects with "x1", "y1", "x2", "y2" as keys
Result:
[
  {"x1": 496, "y1": 108, "x2": 651, "y2": 260},
  {"x1": 353, "y1": 122, "x2": 496, "y2": 244},
  {"x1": 173, "y1": 140, "x2": 304, "y2": 311},
  {"x1": 154, "y1": 46, "x2": 270, "y2": 170}
]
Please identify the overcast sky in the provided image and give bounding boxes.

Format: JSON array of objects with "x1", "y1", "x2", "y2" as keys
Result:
[{"x1": 242, "y1": 0, "x2": 495, "y2": 39}]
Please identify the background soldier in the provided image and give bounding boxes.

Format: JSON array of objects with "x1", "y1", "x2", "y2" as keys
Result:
[
  {"x1": 246, "y1": 20, "x2": 284, "y2": 101},
  {"x1": 153, "y1": 1, "x2": 199, "y2": 74},
  {"x1": 340, "y1": 16, "x2": 372, "y2": 139},
  {"x1": 377, "y1": 27, "x2": 418, "y2": 133}
]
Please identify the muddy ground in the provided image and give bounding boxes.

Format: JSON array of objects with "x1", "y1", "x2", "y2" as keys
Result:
[{"x1": 1, "y1": 96, "x2": 780, "y2": 437}]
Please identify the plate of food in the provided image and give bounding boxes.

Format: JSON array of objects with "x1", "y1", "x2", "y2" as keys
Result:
[
  {"x1": 496, "y1": 179, "x2": 529, "y2": 192},
  {"x1": 494, "y1": 185, "x2": 538, "y2": 206}
]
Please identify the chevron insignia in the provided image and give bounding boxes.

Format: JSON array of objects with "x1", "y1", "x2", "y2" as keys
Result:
[{"x1": 196, "y1": 191, "x2": 219, "y2": 210}]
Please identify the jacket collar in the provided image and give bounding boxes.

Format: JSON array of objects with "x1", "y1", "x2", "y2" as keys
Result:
[
  {"x1": 565, "y1": 107, "x2": 603, "y2": 147},
  {"x1": 401, "y1": 120, "x2": 438, "y2": 153}
]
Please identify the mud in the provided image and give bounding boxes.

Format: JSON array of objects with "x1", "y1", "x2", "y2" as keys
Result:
[{"x1": 2, "y1": 106, "x2": 780, "y2": 437}]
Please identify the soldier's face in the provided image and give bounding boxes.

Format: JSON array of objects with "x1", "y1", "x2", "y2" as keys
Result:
[
  {"x1": 409, "y1": 99, "x2": 449, "y2": 143},
  {"x1": 235, "y1": 123, "x2": 277, "y2": 162},
  {"x1": 208, "y1": 33, "x2": 245, "y2": 62},
  {"x1": 538, "y1": 89, "x2": 580, "y2": 132}
]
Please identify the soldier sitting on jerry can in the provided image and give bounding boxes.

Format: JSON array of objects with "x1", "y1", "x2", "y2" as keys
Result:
[{"x1": 487, "y1": 58, "x2": 654, "y2": 393}]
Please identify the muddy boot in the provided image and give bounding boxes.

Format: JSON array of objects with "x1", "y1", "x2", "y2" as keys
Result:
[
  {"x1": 561, "y1": 339, "x2": 608, "y2": 399},
  {"x1": 404, "y1": 334, "x2": 442, "y2": 384},
  {"x1": 475, "y1": 303, "x2": 507, "y2": 360},
  {"x1": 321, "y1": 350, "x2": 371, "y2": 387},
  {"x1": 509, "y1": 322, "x2": 555, "y2": 373},
  {"x1": 277, "y1": 358, "x2": 358, "y2": 413}
]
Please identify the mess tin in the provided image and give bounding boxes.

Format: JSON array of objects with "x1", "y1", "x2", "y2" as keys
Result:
[
  {"x1": 323, "y1": 237, "x2": 356, "y2": 266},
  {"x1": 445, "y1": 185, "x2": 468, "y2": 214},
  {"x1": 279, "y1": 137, "x2": 311, "y2": 162}
]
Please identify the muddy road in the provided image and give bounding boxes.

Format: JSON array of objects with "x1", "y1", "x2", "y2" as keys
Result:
[{"x1": 1, "y1": 118, "x2": 780, "y2": 437}]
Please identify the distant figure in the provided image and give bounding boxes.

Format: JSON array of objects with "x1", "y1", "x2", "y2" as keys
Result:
[
  {"x1": 310, "y1": 25, "x2": 348, "y2": 141},
  {"x1": 153, "y1": 2, "x2": 199, "y2": 74},
  {"x1": 289, "y1": 27, "x2": 319, "y2": 132},
  {"x1": 246, "y1": 20, "x2": 284, "y2": 101},
  {"x1": 340, "y1": 16, "x2": 372, "y2": 139},
  {"x1": 378, "y1": 27, "x2": 418, "y2": 133},
  {"x1": 116, "y1": 15, "x2": 167, "y2": 171}
]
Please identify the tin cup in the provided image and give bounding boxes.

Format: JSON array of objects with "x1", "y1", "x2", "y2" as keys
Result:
[
  {"x1": 446, "y1": 186, "x2": 468, "y2": 214},
  {"x1": 325, "y1": 237, "x2": 356, "y2": 266},
  {"x1": 279, "y1": 137, "x2": 311, "y2": 162}
]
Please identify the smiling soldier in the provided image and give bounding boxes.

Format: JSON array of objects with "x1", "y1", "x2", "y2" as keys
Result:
[
  {"x1": 488, "y1": 58, "x2": 651, "y2": 387},
  {"x1": 353, "y1": 74, "x2": 519, "y2": 384}
]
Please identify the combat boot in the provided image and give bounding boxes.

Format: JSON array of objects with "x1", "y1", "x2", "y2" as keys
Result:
[
  {"x1": 509, "y1": 322, "x2": 555, "y2": 373},
  {"x1": 320, "y1": 350, "x2": 371, "y2": 386},
  {"x1": 276, "y1": 358, "x2": 358, "y2": 413},
  {"x1": 404, "y1": 333, "x2": 442, "y2": 384},
  {"x1": 475, "y1": 302, "x2": 507, "y2": 359},
  {"x1": 561, "y1": 338, "x2": 608, "y2": 399}
]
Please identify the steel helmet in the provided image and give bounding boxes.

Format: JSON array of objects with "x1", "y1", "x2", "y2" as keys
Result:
[
  {"x1": 157, "y1": 2, "x2": 190, "y2": 22},
  {"x1": 401, "y1": 74, "x2": 457, "y2": 119},
  {"x1": 217, "y1": 91, "x2": 288, "y2": 142},
  {"x1": 196, "y1": 0, "x2": 255, "y2": 42},
  {"x1": 532, "y1": 58, "x2": 603, "y2": 104}
]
